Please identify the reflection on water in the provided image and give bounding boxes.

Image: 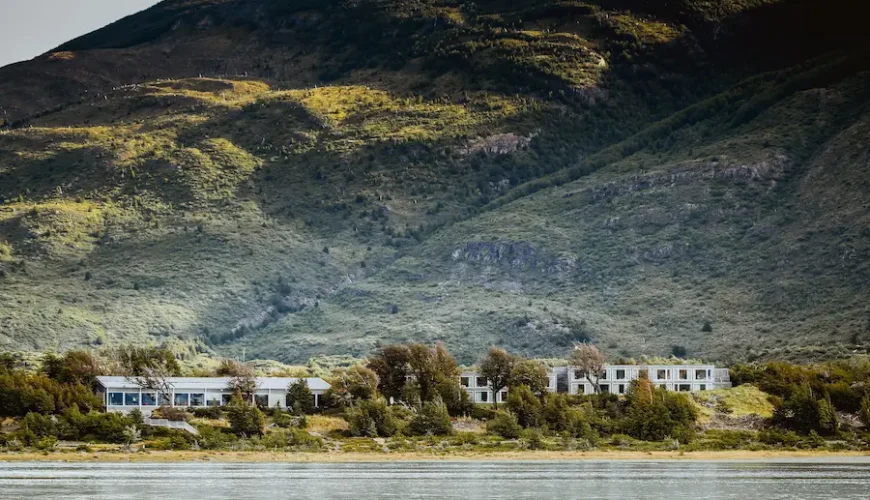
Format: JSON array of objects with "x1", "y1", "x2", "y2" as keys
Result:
[{"x1": 2, "y1": 460, "x2": 870, "y2": 500}]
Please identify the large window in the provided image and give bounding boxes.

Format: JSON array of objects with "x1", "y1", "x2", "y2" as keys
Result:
[
  {"x1": 207, "y1": 395, "x2": 221, "y2": 407},
  {"x1": 142, "y1": 393, "x2": 157, "y2": 406},
  {"x1": 679, "y1": 370, "x2": 688, "y2": 381},
  {"x1": 254, "y1": 394, "x2": 269, "y2": 408},
  {"x1": 125, "y1": 393, "x2": 140, "y2": 406},
  {"x1": 476, "y1": 377, "x2": 488, "y2": 387},
  {"x1": 573, "y1": 370, "x2": 585, "y2": 380},
  {"x1": 696, "y1": 370, "x2": 707, "y2": 380},
  {"x1": 460, "y1": 377, "x2": 470, "y2": 388},
  {"x1": 615, "y1": 369, "x2": 626, "y2": 380},
  {"x1": 577, "y1": 384, "x2": 586, "y2": 395},
  {"x1": 479, "y1": 392, "x2": 488, "y2": 403},
  {"x1": 617, "y1": 384, "x2": 626, "y2": 395},
  {"x1": 158, "y1": 393, "x2": 170, "y2": 406},
  {"x1": 656, "y1": 369, "x2": 667, "y2": 380},
  {"x1": 190, "y1": 393, "x2": 205, "y2": 407},
  {"x1": 599, "y1": 384, "x2": 610, "y2": 394},
  {"x1": 500, "y1": 392, "x2": 508, "y2": 402},
  {"x1": 221, "y1": 394, "x2": 234, "y2": 406},
  {"x1": 174, "y1": 393, "x2": 189, "y2": 407},
  {"x1": 109, "y1": 392, "x2": 124, "y2": 406},
  {"x1": 678, "y1": 384, "x2": 691, "y2": 392}
]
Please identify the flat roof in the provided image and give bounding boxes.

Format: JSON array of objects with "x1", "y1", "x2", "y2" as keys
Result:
[{"x1": 96, "y1": 376, "x2": 331, "y2": 391}]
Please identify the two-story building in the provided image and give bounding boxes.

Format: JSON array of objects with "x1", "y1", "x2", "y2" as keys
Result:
[
  {"x1": 459, "y1": 364, "x2": 730, "y2": 402},
  {"x1": 96, "y1": 376, "x2": 331, "y2": 415}
]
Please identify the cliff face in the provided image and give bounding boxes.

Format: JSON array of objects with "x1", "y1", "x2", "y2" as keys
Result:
[{"x1": 0, "y1": 0, "x2": 868, "y2": 363}]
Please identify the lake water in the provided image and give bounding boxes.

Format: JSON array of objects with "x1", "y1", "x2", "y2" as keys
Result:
[{"x1": 2, "y1": 460, "x2": 870, "y2": 499}]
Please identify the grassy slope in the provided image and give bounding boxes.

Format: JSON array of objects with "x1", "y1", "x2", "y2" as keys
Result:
[{"x1": 1, "y1": 0, "x2": 868, "y2": 363}]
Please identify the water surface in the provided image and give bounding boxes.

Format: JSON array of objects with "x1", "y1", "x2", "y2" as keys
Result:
[{"x1": 2, "y1": 460, "x2": 870, "y2": 499}]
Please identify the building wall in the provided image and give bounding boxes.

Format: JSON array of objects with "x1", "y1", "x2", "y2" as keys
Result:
[{"x1": 101, "y1": 386, "x2": 325, "y2": 414}]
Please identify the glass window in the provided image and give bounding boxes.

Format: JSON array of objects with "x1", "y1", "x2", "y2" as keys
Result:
[
  {"x1": 125, "y1": 393, "x2": 140, "y2": 406},
  {"x1": 600, "y1": 371, "x2": 607, "y2": 380},
  {"x1": 616, "y1": 369, "x2": 626, "y2": 380},
  {"x1": 617, "y1": 384, "x2": 626, "y2": 394},
  {"x1": 142, "y1": 393, "x2": 157, "y2": 406},
  {"x1": 158, "y1": 393, "x2": 171, "y2": 406},
  {"x1": 460, "y1": 377, "x2": 470, "y2": 387},
  {"x1": 577, "y1": 384, "x2": 585, "y2": 394},
  {"x1": 476, "y1": 377, "x2": 488, "y2": 387},
  {"x1": 109, "y1": 392, "x2": 124, "y2": 406},
  {"x1": 699, "y1": 384, "x2": 707, "y2": 391},
  {"x1": 599, "y1": 384, "x2": 610, "y2": 393},
  {"x1": 696, "y1": 370, "x2": 707, "y2": 380},
  {"x1": 221, "y1": 394, "x2": 234, "y2": 406},
  {"x1": 190, "y1": 393, "x2": 205, "y2": 406},
  {"x1": 174, "y1": 393, "x2": 189, "y2": 407},
  {"x1": 480, "y1": 392, "x2": 488, "y2": 402},
  {"x1": 678, "y1": 384, "x2": 691, "y2": 392},
  {"x1": 500, "y1": 392, "x2": 508, "y2": 402},
  {"x1": 679, "y1": 370, "x2": 688, "y2": 380},
  {"x1": 657, "y1": 369, "x2": 667, "y2": 380},
  {"x1": 207, "y1": 395, "x2": 221, "y2": 407},
  {"x1": 573, "y1": 370, "x2": 585, "y2": 380},
  {"x1": 254, "y1": 394, "x2": 269, "y2": 408}
]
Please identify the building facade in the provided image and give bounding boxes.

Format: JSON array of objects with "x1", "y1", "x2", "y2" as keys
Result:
[
  {"x1": 460, "y1": 364, "x2": 730, "y2": 401},
  {"x1": 96, "y1": 376, "x2": 331, "y2": 414}
]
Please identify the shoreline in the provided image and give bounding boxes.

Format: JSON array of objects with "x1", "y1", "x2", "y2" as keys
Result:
[{"x1": 3, "y1": 449, "x2": 870, "y2": 463}]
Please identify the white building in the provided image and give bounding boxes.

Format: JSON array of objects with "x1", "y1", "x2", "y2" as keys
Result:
[
  {"x1": 460, "y1": 364, "x2": 729, "y2": 401},
  {"x1": 460, "y1": 369, "x2": 558, "y2": 404},
  {"x1": 96, "y1": 376, "x2": 331, "y2": 414},
  {"x1": 568, "y1": 364, "x2": 730, "y2": 395}
]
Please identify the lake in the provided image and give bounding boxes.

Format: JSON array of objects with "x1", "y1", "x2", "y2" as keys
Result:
[{"x1": 2, "y1": 460, "x2": 870, "y2": 499}]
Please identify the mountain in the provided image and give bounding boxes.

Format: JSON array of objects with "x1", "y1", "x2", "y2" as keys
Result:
[{"x1": 0, "y1": 0, "x2": 868, "y2": 364}]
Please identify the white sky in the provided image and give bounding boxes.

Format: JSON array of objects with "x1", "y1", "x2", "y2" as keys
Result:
[{"x1": 0, "y1": 0, "x2": 162, "y2": 68}]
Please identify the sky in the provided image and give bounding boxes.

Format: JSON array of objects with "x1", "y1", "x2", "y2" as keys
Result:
[{"x1": 0, "y1": 0, "x2": 162, "y2": 68}]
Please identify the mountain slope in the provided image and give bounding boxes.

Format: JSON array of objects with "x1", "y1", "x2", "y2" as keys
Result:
[{"x1": 0, "y1": 0, "x2": 868, "y2": 363}]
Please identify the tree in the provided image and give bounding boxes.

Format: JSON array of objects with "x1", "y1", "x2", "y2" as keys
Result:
[
  {"x1": 216, "y1": 359, "x2": 248, "y2": 377},
  {"x1": 226, "y1": 364, "x2": 258, "y2": 403},
  {"x1": 479, "y1": 347, "x2": 516, "y2": 409},
  {"x1": 486, "y1": 411, "x2": 521, "y2": 439},
  {"x1": 408, "y1": 397, "x2": 453, "y2": 436},
  {"x1": 510, "y1": 359, "x2": 550, "y2": 396},
  {"x1": 286, "y1": 379, "x2": 315, "y2": 415},
  {"x1": 329, "y1": 364, "x2": 379, "y2": 404},
  {"x1": 226, "y1": 396, "x2": 265, "y2": 436},
  {"x1": 344, "y1": 397, "x2": 398, "y2": 437},
  {"x1": 116, "y1": 347, "x2": 181, "y2": 402},
  {"x1": 505, "y1": 385, "x2": 542, "y2": 428},
  {"x1": 860, "y1": 395, "x2": 870, "y2": 428},
  {"x1": 42, "y1": 350, "x2": 102, "y2": 388},
  {"x1": 570, "y1": 343, "x2": 606, "y2": 394},
  {"x1": 367, "y1": 345, "x2": 411, "y2": 402},
  {"x1": 407, "y1": 343, "x2": 459, "y2": 404}
]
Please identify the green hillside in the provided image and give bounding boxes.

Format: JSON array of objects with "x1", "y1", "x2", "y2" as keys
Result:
[{"x1": 0, "y1": 0, "x2": 868, "y2": 363}]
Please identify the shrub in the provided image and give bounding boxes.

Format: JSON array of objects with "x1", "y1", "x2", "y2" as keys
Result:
[
  {"x1": 226, "y1": 399, "x2": 266, "y2": 437},
  {"x1": 860, "y1": 396, "x2": 870, "y2": 428},
  {"x1": 192, "y1": 407, "x2": 222, "y2": 419},
  {"x1": 487, "y1": 411, "x2": 522, "y2": 439},
  {"x1": 261, "y1": 428, "x2": 323, "y2": 450},
  {"x1": 273, "y1": 412, "x2": 307, "y2": 429},
  {"x1": 344, "y1": 397, "x2": 399, "y2": 437},
  {"x1": 408, "y1": 398, "x2": 453, "y2": 436},
  {"x1": 506, "y1": 385, "x2": 542, "y2": 428},
  {"x1": 152, "y1": 406, "x2": 191, "y2": 422}
]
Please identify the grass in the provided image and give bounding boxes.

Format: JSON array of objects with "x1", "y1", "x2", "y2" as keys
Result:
[{"x1": 693, "y1": 385, "x2": 776, "y2": 423}]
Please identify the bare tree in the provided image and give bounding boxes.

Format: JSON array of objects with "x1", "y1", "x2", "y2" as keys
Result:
[
  {"x1": 226, "y1": 363, "x2": 258, "y2": 404},
  {"x1": 116, "y1": 347, "x2": 181, "y2": 404},
  {"x1": 570, "y1": 343, "x2": 607, "y2": 394}
]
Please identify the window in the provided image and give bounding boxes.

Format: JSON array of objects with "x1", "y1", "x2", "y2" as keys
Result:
[
  {"x1": 699, "y1": 384, "x2": 707, "y2": 391},
  {"x1": 616, "y1": 369, "x2": 626, "y2": 380},
  {"x1": 599, "y1": 384, "x2": 610, "y2": 394},
  {"x1": 142, "y1": 393, "x2": 157, "y2": 406},
  {"x1": 679, "y1": 370, "x2": 688, "y2": 380},
  {"x1": 573, "y1": 370, "x2": 585, "y2": 380},
  {"x1": 221, "y1": 394, "x2": 233, "y2": 406},
  {"x1": 678, "y1": 384, "x2": 691, "y2": 392},
  {"x1": 109, "y1": 392, "x2": 124, "y2": 406},
  {"x1": 656, "y1": 369, "x2": 667, "y2": 380},
  {"x1": 476, "y1": 377, "x2": 488, "y2": 387},
  {"x1": 174, "y1": 393, "x2": 189, "y2": 407},
  {"x1": 460, "y1": 377, "x2": 470, "y2": 387},
  {"x1": 600, "y1": 371, "x2": 607, "y2": 380},
  {"x1": 500, "y1": 392, "x2": 508, "y2": 402},
  {"x1": 207, "y1": 395, "x2": 221, "y2": 407},
  {"x1": 190, "y1": 393, "x2": 205, "y2": 406},
  {"x1": 696, "y1": 370, "x2": 707, "y2": 380},
  {"x1": 617, "y1": 384, "x2": 626, "y2": 395},
  {"x1": 158, "y1": 393, "x2": 171, "y2": 406},
  {"x1": 480, "y1": 392, "x2": 488, "y2": 403},
  {"x1": 577, "y1": 384, "x2": 586, "y2": 395},
  {"x1": 254, "y1": 394, "x2": 269, "y2": 408},
  {"x1": 125, "y1": 393, "x2": 140, "y2": 406}
]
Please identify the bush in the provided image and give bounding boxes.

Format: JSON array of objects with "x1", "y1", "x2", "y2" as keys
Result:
[
  {"x1": 152, "y1": 406, "x2": 191, "y2": 422},
  {"x1": 344, "y1": 397, "x2": 399, "y2": 437},
  {"x1": 273, "y1": 412, "x2": 307, "y2": 429},
  {"x1": 408, "y1": 398, "x2": 453, "y2": 436},
  {"x1": 226, "y1": 400, "x2": 266, "y2": 437},
  {"x1": 487, "y1": 411, "x2": 522, "y2": 439},
  {"x1": 192, "y1": 407, "x2": 222, "y2": 419},
  {"x1": 542, "y1": 394, "x2": 593, "y2": 439},
  {"x1": 261, "y1": 428, "x2": 323, "y2": 450},
  {"x1": 286, "y1": 379, "x2": 315, "y2": 415},
  {"x1": 506, "y1": 385, "x2": 542, "y2": 428}
]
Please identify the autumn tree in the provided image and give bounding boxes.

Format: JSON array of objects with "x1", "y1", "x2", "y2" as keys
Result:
[
  {"x1": 570, "y1": 343, "x2": 607, "y2": 394},
  {"x1": 479, "y1": 347, "x2": 516, "y2": 409},
  {"x1": 328, "y1": 364, "x2": 380, "y2": 404},
  {"x1": 116, "y1": 346, "x2": 182, "y2": 402},
  {"x1": 407, "y1": 343, "x2": 459, "y2": 404}
]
